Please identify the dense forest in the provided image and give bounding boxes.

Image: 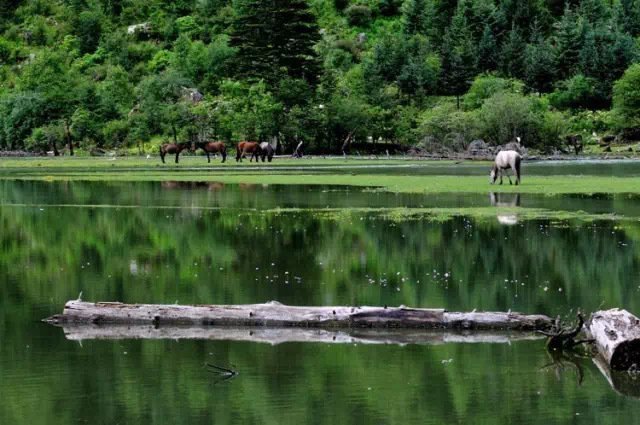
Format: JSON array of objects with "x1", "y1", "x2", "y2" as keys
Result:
[{"x1": 0, "y1": 0, "x2": 639, "y2": 155}]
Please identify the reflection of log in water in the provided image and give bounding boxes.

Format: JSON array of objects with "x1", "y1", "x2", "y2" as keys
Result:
[
  {"x1": 593, "y1": 355, "x2": 640, "y2": 399},
  {"x1": 57, "y1": 324, "x2": 545, "y2": 345},
  {"x1": 44, "y1": 301, "x2": 553, "y2": 330}
]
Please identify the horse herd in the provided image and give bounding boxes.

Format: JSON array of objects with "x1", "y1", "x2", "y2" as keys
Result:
[
  {"x1": 159, "y1": 140, "x2": 523, "y2": 185},
  {"x1": 159, "y1": 141, "x2": 275, "y2": 164}
]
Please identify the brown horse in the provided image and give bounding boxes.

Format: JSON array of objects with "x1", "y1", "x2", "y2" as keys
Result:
[
  {"x1": 195, "y1": 141, "x2": 227, "y2": 163},
  {"x1": 159, "y1": 142, "x2": 191, "y2": 164},
  {"x1": 236, "y1": 141, "x2": 261, "y2": 162}
]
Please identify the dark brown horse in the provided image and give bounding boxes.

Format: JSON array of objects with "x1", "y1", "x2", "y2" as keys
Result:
[
  {"x1": 236, "y1": 141, "x2": 261, "y2": 162},
  {"x1": 159, "y1": 142, "x2": 191, "y2": 164},
  {"x1": 195, "y1": 141, "x2": 227, "y2": 163}
]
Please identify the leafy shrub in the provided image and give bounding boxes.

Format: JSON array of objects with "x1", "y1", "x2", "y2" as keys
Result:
[
  {"x1": 549, "y1": 75, "x2": 600, "y2": 110},
  {"x1": 463, "y1": 74, "x2": 524, "y2": 110},
  {"x1": 613, "y1": 64, "x2": 640, "y2": 130},
  {"x1": 345, "y1": 5, "x2": 372, "y2": 26}
]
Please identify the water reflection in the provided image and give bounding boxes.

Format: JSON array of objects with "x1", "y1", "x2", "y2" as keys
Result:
[
  {"x1": 161, "y1": 181, "x2": 225, "y2": 191},
  {"x1": 2, "y1": 180, "x2": 640, "y2": 424},
  {"x1": 490, "y1": 192, "x2": 521, "y2": 225}
]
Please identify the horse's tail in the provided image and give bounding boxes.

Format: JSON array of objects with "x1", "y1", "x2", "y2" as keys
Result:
[
  {"x1": 515, "y1": 154, "x2": 522, "y2": 184},
  {"x1": 159, "y1": 145, "x2": 165, "y2": 163}
]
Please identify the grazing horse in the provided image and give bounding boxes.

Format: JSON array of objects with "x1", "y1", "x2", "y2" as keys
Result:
[
  {"x1": 195, "y1": 141, "x2": 227, "y2": 163},
  {"x1": 236, "y1": 141, "x2": 261, "y2": 162},
  {"x1": 159, "y1": 142, "x2": 191, "y2": 164},
  {"x1": 490, "y1": 150, "x2": 521, "y2": 185},
  {"x1": 259, "y1": 142, "x2": 274, "y2": 162}
]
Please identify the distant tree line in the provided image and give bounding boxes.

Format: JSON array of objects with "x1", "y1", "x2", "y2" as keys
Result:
[{"x1": 0, "y1": 0, "x2": 639, "y2": 155}]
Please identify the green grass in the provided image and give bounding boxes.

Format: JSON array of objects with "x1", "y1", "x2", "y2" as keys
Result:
[{"x1": 2, "y1": 156, "x2": 640, "y2": 195}]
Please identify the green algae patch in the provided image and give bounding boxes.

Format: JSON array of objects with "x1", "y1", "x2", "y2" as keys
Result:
[{"x1": 254, "y1": 206, "x2": 630, "y2": 223}]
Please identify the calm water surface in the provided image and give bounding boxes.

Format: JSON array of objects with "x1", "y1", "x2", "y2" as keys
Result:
[{"x1": 1, "y1": 178, "x2": 640, "y2": 424}]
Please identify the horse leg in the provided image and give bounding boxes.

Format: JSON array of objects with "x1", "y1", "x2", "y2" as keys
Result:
[
  {"x1": 499, "y1": 170, "x2": 503, "y2": 185},
  {"x1": 207, "y1": 152, "x2": 211, "y2": 163},
  {"x1": 175, "y1": 152, "x2": 180, "y2": 164},
  {"x1": 221, "y1": 149, "x2": 226, "y2": 163}
]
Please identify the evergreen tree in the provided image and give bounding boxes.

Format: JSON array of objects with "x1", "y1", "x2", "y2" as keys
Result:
[
  {"x1": 230, "y1": 0, "x2": 320, "y2": 85},
  {"x1": 524, "y1": 29, "x2": 556, "y2": 94},
  {"x1": 499, "y1": 27, "x2": 526, "y2": 79},
  {"x1": 439, "y1": 33, "x2": 476, "y2": 109},
  {"x1": 402, "y1": 0, "x2": 430, "y2": 35},
  {"x1": 496, "y1": 0, "x2": 549, "y2": 39},
  {"x1": 552, "y1": 6, "x2": 585, "y2": 81},
  {"x1": 615, "y1": 0, "x2": 640, "y2": 36},
  {"x1": 477, "y1": 24, "x2": 498, "y2": 72}
]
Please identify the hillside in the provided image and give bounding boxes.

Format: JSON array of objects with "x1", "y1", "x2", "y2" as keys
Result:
[{"x1": 0, "y1": 0, "x2": 639, "y2": 155}]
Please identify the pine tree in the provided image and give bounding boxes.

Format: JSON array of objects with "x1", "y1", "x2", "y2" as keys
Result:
[
  {"x1": 524, "y1": 28, "x2": 556, "y2": 94},
  {"x1": 477, "y1": 24, "x2": 498, "y2": 72},
  {"x1": 499, "y1": 27, "x2": 526, "y2": 79},
  {"x1": 553, "y1": 6, "x2": 585, "y2": 81},
  {"x1": 402, "y1": 0, "x2": 429, "y2": 35},
  {"x1": 230, "y1": 0, "x2": 321, "y2": 85},
  {"x1": 615, "y1": 0, "x2": 640, "y2": 37},
  {"x1": 438, "y1": 5, "x2": 478, "y2": 108}
]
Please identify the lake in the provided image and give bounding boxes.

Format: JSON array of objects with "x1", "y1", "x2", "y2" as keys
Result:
[{"x1": 1, "y1": 163, "x2": 640, "y2": 424}]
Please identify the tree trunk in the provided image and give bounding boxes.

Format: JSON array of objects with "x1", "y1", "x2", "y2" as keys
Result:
[
  {"x1": 44, "y1": 300, "x2": 553, "y2": 331},
  {"x1": 64, "y1": 119, "x2": 74, "y2": 156},
  {"x1": 588, "y1": 309, "x2": 640, "y2": 371}
]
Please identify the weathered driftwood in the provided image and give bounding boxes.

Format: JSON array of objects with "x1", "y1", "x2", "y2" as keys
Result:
[
  {"x1": 588, "y1": 309, "x2": 640, "y2": 371},
  {"x1": 44, "y1": 300, "x2": 552, "y2": 331},
  {"x1": 57, "y1": 324, "x2": 545, "y2": 345}
]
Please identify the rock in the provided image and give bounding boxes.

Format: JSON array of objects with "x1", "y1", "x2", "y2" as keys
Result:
[
  {"x1": 127, "y1": 22, "x2": 151, "y2": 35},
  {"x1": 181, "y1": 87, "x2": 204, "y2": 103},
  {"x1": 357, "y1": 32, "x2": 367, "y2": 44},
  {"x1": 466, "y1": 139, "x2": 493, "y2": 157},
  {"x1": 504, "y1": 141, "x2": 526, "y2": 154}
]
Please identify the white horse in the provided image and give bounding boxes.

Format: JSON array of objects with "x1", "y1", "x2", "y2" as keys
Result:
[{"x1": 490, "y1": 150, "x2": 521, "y2": 185}]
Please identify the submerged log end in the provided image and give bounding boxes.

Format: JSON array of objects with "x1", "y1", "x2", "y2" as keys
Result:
[
  {"x1": 611, "y1": 340, "x2": 640, "y2": 371},
  {"x1": 589, "y1": 309, "x2": 640, "y2": 371}
]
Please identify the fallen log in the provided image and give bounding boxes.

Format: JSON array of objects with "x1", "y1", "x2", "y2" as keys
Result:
[
  {"x1": 44, "y1": 300, "x2": 553, "y2": 331},
  {"x1": 588, "y1": 308, "x2": 640, "y2": 371},
  {"x1": 56, "y1": 324, "x2": 545, "y2": 345}
]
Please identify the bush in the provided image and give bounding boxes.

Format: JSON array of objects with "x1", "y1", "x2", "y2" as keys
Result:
[
  {"x1": 102, "y1": 120, "x2": 130, "y2": 148},
  {"x1": 334, "y1": 0, "x2": 349, "y2": 11},
  {"x1": 416, "y1": 101, "x2": 479, "y2": 149},
  {"x1": 463, "y1": 74, "x2": 524, "y2": 110},
  {"x1": 613, "y1": 64, "x2": 640, "y2": 130},
  {"x1": 549, "y1": 75, "x2": 600, "y2": 110},
  {"x1": 478, "y1": 92, "x2": 564, "y2": 150},
  {"x1": 345, "y1": 5, "x2": 372, "y2": 26}
]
